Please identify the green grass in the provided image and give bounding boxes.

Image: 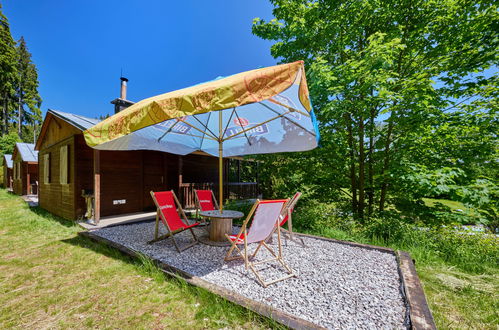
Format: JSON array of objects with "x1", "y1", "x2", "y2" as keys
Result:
[
  {"x1": 309, "y1": 226, "x2": 499, "y2": 329},
  {"x1": 422, "y1": 198, "x2": 467, "y2": 211},
  {"x1": 0, "y1": 189, "x2": 280, "y2": 329},
  {"x1": 422, "y1": 197, "x2": 479, "y2": 219}
]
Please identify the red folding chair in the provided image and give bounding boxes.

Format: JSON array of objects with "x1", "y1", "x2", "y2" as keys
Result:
[
  {"x1": 194, "y1": 189, "x2": 219, "y2": 215},
  {"x1": 149, "y1": 190, "x2": 199, "y2": 252}
]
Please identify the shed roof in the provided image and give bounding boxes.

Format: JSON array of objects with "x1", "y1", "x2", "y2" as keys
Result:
[
  {"x1": 14, "y1": 143, "x2": 38, "y2": 162},
  {"x1": 3, "y1": 154, "x2": 13, "y2": 168}
]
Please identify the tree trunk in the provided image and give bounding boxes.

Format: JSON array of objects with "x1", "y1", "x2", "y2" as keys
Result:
[
  {"x1": 367, "y1": 110, "x2": 375, "y2": 216},
  {"x1": 379, "y1": 117, "x2": 394, "y2": 211},
  {"x1": 2, "y1": 93, "x2": 8, "y2": 135},
  {"x1": 0, "y1": 97, "x2": 4, "y2": 135},
  {"x1": 358, "y1": 116, "x2": 365, "y2": 220},
  {"x1": 17, "y1": 91, "x2": 22, "y2": 138},
  {"x1": 345, "y1": 113, "x2": 358, "y2": 214}
]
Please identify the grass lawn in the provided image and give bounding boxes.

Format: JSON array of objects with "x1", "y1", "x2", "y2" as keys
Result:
[
  {"x1": 2, "y1": 188, "x2": 497, "y2": 329},
  {"x1": 0, "y1": 189, "x2": 279, "y2": 329}
]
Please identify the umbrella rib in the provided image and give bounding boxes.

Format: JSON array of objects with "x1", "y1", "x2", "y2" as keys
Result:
[
  {"x1": 177, "y1": 133, "x2": 217, "y2": 140},
  {"x1": 157, "y1": 118, "x2": 217, "y2": 142},
  {"x1": 222, "y1": 112, "x2": 291, "y2": 141},
  {"x1": 268, "y1": 97, "x2": 311, "y2": 118},
  {"x1": 234, "y1": 108, "x2": 252, "y2": 146},
  {"x1": 222, "y1": 107, "x2": 236, "y2": 139},
  {"x1": 177, "y1": 117, "x2": 218, "y2": 139},
  {"x1": 198, "y1": 112, "x2": 212, "y2": 150},
  {"x1": 157, "y1": 118, "x2": 180, "y2": 142},
  {"x1": 259, "y1": 102, "x2": 317, "y2": 137},
  {"x1": 192, "y1": 114, "x2": 218, "y2": 140},
  {"x1": 165, "y1": 132, "x2": 217, "y2": 141}
]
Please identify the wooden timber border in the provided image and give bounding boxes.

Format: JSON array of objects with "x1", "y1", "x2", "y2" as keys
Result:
[{"x1": 79, "y1": 229, "x2": 435, "y2": 330}]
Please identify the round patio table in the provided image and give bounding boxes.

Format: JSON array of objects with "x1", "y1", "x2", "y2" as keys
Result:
[{"x1": 200, "y1": 210, "x2": 244, "y2": 243}]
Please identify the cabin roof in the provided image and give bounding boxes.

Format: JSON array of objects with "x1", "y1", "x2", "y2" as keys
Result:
[
  {"x1": 3, "y1": 154, "x2": 13, "y2": 168},
  {"x1": 49, "y1": 109, "x2": 100, "y2": 131},
  {"x1": 35, "y1": 109, "x2": 101, "y2": 150},
  {"x1": 14, "y1": 143, "x2": 38, "y2": 162}
]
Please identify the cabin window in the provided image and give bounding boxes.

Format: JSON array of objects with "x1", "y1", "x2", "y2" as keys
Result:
[
  {"x1": 43, "y1": 153, "x2": 50, "y2": 184},
  {"x1": 60, "y1": 145, "x2": 69, "y2": 184}
]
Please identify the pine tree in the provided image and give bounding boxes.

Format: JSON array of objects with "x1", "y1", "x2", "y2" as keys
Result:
[
  {"x1": 15, "y1": 36, "x2": 42, "y2": 140},
  {"x1": 0, "y1": 4, "x2": 17, "y2": 136}
]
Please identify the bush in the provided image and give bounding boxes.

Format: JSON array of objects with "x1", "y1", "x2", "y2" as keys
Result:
[
  {"x1": 223, "y1": 199, "x2": 256, "y2": 225},
  {"x1": 292, "y1": 200, "x2": 350, "y2": 232},
  {"x1": 293, "y1": 201, "x2": 499, "y2": 273},
  {"x1": 363, "y1": 215, "x2": 411, "y2": 243}
]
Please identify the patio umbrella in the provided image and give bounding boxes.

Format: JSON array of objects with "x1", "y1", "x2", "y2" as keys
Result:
[{"x1": 84, "y1": 61, "x2": 320, "y2": 212}]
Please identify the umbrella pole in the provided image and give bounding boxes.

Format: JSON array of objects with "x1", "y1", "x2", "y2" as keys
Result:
[{"x1": 219, "y1": 110, "x2": 223, "y2": 213}]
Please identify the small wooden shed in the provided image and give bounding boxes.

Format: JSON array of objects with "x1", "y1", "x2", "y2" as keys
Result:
[
  {"x1": 12, "y1": 143, "x2": 39, "y2": 195},
  {"x1": 3, "y1": 154, "x2": 13, "y2": 190},
  {"x1": 36, "y1": 109, "x2": 255, "y2": 221}
]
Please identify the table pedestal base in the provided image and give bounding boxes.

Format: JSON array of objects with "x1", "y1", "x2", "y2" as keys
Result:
[{"x1": 209, "y1": 217, "x2": 233, "y2": 241}]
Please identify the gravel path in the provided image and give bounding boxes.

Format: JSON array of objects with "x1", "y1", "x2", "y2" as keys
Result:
[{"x1": 91, "y1": 221, "x2": 407, "y2": 329}]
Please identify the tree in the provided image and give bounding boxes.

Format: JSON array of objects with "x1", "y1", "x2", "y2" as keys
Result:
[
  {"x1": 15, "y1": 36, "x2": 42, "y2": 140},
  {"x1": 253, "y1": 0, "x2": 498, "y2": 220},
  {"x1": 0, "y1": 131, "x2": 19, "y2": 156},
  {"x1": 0, "y1": 4, "x2": 17, "y2": 135}
]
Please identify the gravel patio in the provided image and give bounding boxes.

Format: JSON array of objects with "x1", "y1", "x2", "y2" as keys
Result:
[{"x1": 88, "y1": 221, "x2": 408, "y2": 329}]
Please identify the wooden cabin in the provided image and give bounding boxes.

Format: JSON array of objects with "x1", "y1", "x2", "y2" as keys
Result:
[
  {"x1": 36, "y1": 109, "x2": 257, "y2": 222},
  {"x1": 12, "y1": 143, "x2": 39, "y2": 195},
  {"x1": 2, "y1": 154, "x2": 13, "y2": 190}
]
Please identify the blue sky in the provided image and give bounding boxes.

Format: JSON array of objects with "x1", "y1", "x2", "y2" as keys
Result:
[{"x1": 3, "y1": 1, "x2": 277, "y2": 119}]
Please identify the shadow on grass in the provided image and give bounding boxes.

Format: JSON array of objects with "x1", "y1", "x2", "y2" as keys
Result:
[
  {"x1": 61, "y1": 234, "x2": 138, "y2": 266},
  {"x1": 29, "y1": 206, "x2": 77, "y2": 228},
  {"x1": 60, "y1": 233, "x2": 281, "y2": 328}
]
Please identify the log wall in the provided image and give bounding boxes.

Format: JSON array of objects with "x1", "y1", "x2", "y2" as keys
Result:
[
  {"x1": 39, "y1": 135, "x2": 76, "y2": 219},
  {"x1": 12, "y1": 153, "x2": 38, "y2": 195},
  {"x1": 39, "y1": 123, "x2": 244, "y2": 220},
  {"x1": 3, "y1": 165, "x2": 12, "y2": 189}
]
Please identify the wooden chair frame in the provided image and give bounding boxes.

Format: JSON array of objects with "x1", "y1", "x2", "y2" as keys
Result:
[
  {"x1": 148, "y1": 190, "x2": 199, "y2": 253},
  {"x1": 275, "y1": 192, "x2": 306, "y2": 247},
  {"x1": 224, "y1": 199, "x2": 295, "y2": 287}
]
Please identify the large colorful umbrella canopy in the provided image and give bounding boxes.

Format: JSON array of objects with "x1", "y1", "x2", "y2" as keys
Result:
[{"x1": 84, "y1": 61, "x2": 320, "y2": 211}]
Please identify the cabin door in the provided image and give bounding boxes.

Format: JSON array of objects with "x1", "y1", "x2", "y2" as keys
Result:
[{"x1": 142, "y1": 151, "x2": 166, "y2": 211}]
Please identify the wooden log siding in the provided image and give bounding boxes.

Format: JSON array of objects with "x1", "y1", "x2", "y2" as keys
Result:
[
  {"x1": 39, "y1": 136, "x2": 76, "y2": 220},
  {"x1": 12, "y1": 160, "x2": 38, "y2": 195},
  {"x1": 3, "y1": 164, "x2": 13, "y2": 189}
]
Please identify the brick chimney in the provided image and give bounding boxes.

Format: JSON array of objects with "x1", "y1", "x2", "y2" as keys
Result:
[{"x1": 111, "y1": 76, "x2": 134, "y2": 114}]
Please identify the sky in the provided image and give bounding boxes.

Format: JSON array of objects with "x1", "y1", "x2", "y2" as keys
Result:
[{"x1": 3, "y1": 0, "x2": 278, "y2": 119}]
